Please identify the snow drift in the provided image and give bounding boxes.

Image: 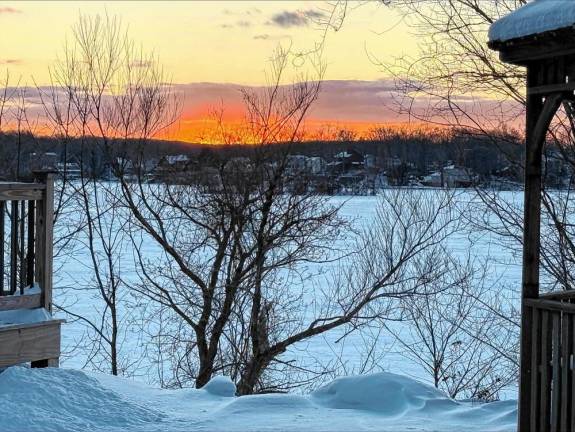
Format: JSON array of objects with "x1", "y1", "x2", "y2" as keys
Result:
[{"x1": 0, "y1": 366, "x2": 517, "y2": 432}]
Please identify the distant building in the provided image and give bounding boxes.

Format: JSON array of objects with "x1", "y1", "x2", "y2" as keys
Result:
[
  {"x1": 29, "y1": 152, "x2": 58, "y2": 173},
  {"x1": 422, "y1": 165, "x2": 475, "y2": 188},
  {"x1": 56, "y1": 162, "x2": 82, "y2": 180},
  {"x1": 307, "y1": 156, "x2": 326, "y2": 175}
]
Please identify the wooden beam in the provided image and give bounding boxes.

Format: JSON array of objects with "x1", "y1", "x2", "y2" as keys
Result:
[
  {"x1": 0, "y1": 183, "x2": 44, "y2": 202},
  {"x1": 490, "y1": 28, "x2": 575, "y2": 66},
  {"x1": 528, "y1": 82, "x2": 575, "y2": 96},
  {"x1": 525, "y1": 298, "x2": 575, "y2": 314},
  {"x1": 539, "y1": 290, "x2": 575, "y2": 301},
  {"x1": 0, "y1": 320, "x2": 61, "y2": 368}
]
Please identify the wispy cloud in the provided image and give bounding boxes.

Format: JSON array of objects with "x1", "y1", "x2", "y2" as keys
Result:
[
  {"x1": 223, "y1": 7, "x2": 261, "y2": 16},
  {"x1": 0, "y1": 59, "x2": 22, "y2": 65},
  {"x1": 129, "y1": 60, "x2": 153, "y2": 69},
  {"x1": 221, "y1": 19, "x2": 252, "y2": 29},
  {"x1": 269, "y1": 11, "x2": 308, "y2": 28},
  {"x1": 268, "y1": 9, "x2": 326, "y2": 28},
  {"x1": 0, "y1": 7, "x2": 21, "y2": 14}
]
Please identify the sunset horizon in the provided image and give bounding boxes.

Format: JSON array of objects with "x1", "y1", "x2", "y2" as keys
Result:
[{"x1": 0, "y1": 1, "x2": 433, "y2": 143}]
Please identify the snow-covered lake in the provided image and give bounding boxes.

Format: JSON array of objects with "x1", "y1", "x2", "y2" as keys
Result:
[{"x1": 52, "y1": 190, "x2": 524, "y2": 398}]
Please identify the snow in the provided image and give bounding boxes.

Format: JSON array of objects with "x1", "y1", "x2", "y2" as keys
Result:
[
  {"x1": 202, "y1": 375, "x2": 237, "y2": 397},
  {"x1": 0, "y1": 366, "x2": 517, "y2": 432},
  {"x1": 489, "y1": 0, "x2": 575, "y2": 42},
  {"x1": 0, "y1": 307, "x2": 53, "y2": 327},
  {"x1": 55, "y1": 192, "x2": 523, "y2": 399}
]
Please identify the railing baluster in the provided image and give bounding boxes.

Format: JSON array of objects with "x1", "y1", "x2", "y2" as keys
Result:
[
  {"x1": 531, "y1": 306, "x2": 542, "y2": 432},
  {"x1": 27, "y1": 200, "x2": 35, "y2": 287},
  {"x1": 541, "y1": 309, "x2": 551, "y2": 431},
  {"x1": 551, "y1": 312, "x2": 561, "y2": 432},
  {"x1": 571, "y1": 314, "x2": 575, "y2": 432},
  {"x1": 560, "y1": 310, "x2": 572, "y2": 432},
  {"x1": 0, "y1": 201, "x2": 4, "y2": 296},
  {"x1": 10, "y1": 200, "x2": 18, "y2": 295},
  {"x1": 19, "y1": 200, "x2": 25, "y2": 294}
]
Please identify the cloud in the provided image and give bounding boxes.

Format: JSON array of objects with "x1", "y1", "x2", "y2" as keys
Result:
[
  {"x1": 221, "y1": 19, "x2": 252, "y2": 29},
  {"x1": 0, "y1": 59, "x2": 22, "y2": 65},
  {"x1": 253, "y1": 34, "x2": 270, "y2": 40},
  {"x1": 268, "y1": 9, "x2": 326, "y2": 28},
  {"x1": 269, "y1": 11, "x2": 308, "y2": 28},
  {"x1": 223, "y1": 7, "x2": 260, "y2": 16},
  {"x1": 303, "y1": 9, "x2": 326, "y2": 20},
  {"x1": 129, "y1": 60, "x2": 153, "y2": 69},
  {"x1": 0, "y1": 7, "x2": 21, "y2": 14}
]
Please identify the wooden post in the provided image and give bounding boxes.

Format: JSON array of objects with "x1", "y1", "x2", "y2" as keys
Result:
[
  {"x1": 33, "y1": 171, "x2": 55, "y2": 312},
  {"x1": 518, "y1": 84, "x2": 564, "y2": 431}
]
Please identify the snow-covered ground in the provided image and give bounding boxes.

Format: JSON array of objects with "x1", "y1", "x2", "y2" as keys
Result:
[{"x1": 0, "y1": 366, "x2": 516, "y2": 432}]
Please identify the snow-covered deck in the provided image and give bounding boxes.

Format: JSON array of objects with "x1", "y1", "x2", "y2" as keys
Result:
[{"x1": 0, "y1": 175, "x2": 61, "y2": 369}]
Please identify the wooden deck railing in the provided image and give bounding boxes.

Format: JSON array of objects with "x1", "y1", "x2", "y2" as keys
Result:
[
  {"x1": 0, "y1": 173, "x2": 54, "y2": 312},
  {"x1": 525, "y1": 292, "x2": 575, "y2": 432}
]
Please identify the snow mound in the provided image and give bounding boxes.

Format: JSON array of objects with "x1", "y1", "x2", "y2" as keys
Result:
[
  {"x1": 311, "y1": 372, "x2": 457, "y2": 415},
  {"x1": 489, "y1": 0, "x2": 575, "y2": 42},
  {"x1": 0, "y1": 367, "x2": 163, "y2": 432},
  {"x1": 0, "y1": 366, "x2": 517, "y2": 432},
  {"x1": 202, "y1": 375, "x2": 236, "y2": 397}
]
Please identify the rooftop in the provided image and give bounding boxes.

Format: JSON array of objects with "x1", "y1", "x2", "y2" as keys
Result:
[{"x1": 489, "y1": 0, "x2": 575, "y2": 43}]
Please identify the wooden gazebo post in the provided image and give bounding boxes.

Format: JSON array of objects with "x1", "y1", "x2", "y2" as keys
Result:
[{"x1": 489, "y1": 5, "x2": 575, "y2": 432}]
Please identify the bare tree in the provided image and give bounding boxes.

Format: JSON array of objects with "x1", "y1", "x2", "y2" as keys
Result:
[
  {"x1": 387, "y1": 251, "x2": 516, "y2": 400},
  {"x1": 37, "y1": 13, "x2": 179, "y2": 375}
]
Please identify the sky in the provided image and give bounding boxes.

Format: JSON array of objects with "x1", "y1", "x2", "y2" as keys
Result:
[{"x1": 0, "y1": 1, "x2": 421, "y2": 143}]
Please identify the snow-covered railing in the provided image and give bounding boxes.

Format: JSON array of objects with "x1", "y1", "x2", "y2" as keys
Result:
[
  {"x1": 0, "y1": 172, "x2": 61, "y2": 369},
  {"x1": 0, "y1": 173, "x2": 54, "y2": 312}
]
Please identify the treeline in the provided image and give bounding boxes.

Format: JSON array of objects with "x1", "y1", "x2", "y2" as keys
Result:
[{"x1": 0, "y1": 128, "x2": 524, "y2": 181}]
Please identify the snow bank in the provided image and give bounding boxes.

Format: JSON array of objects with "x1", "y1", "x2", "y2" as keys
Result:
[
  {"x1": 311, "y1": 372, "x2": 457, "y2": 414},
  {"x1": 489, "y1": 0, "x2": 575, "y2": 42},
  {"x1": 0, "y1": 367, "x2": 163, "y2": 432},
  {"x1": 0, "y1": 367, "x2": 517, "y2": 432}
]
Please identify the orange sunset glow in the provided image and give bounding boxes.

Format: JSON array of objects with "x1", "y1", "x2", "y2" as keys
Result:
[{"x1": 0, "y1": 1, "x2": 429, "y2": 143}]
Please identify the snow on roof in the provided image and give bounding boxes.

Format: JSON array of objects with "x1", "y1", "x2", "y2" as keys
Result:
[{"x1": 489, "y1": 0, "x2": 575, "y2": 43}]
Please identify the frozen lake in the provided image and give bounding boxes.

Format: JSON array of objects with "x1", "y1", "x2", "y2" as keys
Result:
[{"x1": 52, "y1": 190, "x2": 524, "y2": 397}]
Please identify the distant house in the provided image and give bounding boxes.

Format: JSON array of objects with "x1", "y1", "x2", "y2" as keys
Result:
[
  {"x1": 422, "y1": 171, "x2": 442, "y2": 187},
  {"x1": 443, "y1": 165, "x2": 475, "y2": 188},
  {"x1": 29, "y1": 152, "x2": 58, "y2": 173},
  {"x1": 287, "y1": 155, "x2": 326, "y2": 175},
  {"x1": 56, "y1": 161, "x2": 82, "y2": 180},
  {"x1": 307, "y1": 156, "x2": 326, "y2": 175},
  {"x1": 287, "y1": 155, "x2": 308, "y2": 174},
  {"x1": 364, "y1": 154, "x2": 377, "y2": 170},
  {"x1": 422, "y1": 165, "x2": 475, "y2": 188},
  {"x1": 382, "y1": 156, "x2": 402, "y2": 171},
  {"x1": 165, "y1": 154, "x2": 190, "y2": 166},
  {"x1": 335, "y1": 149, "x2": 363, "y2": 168}
]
